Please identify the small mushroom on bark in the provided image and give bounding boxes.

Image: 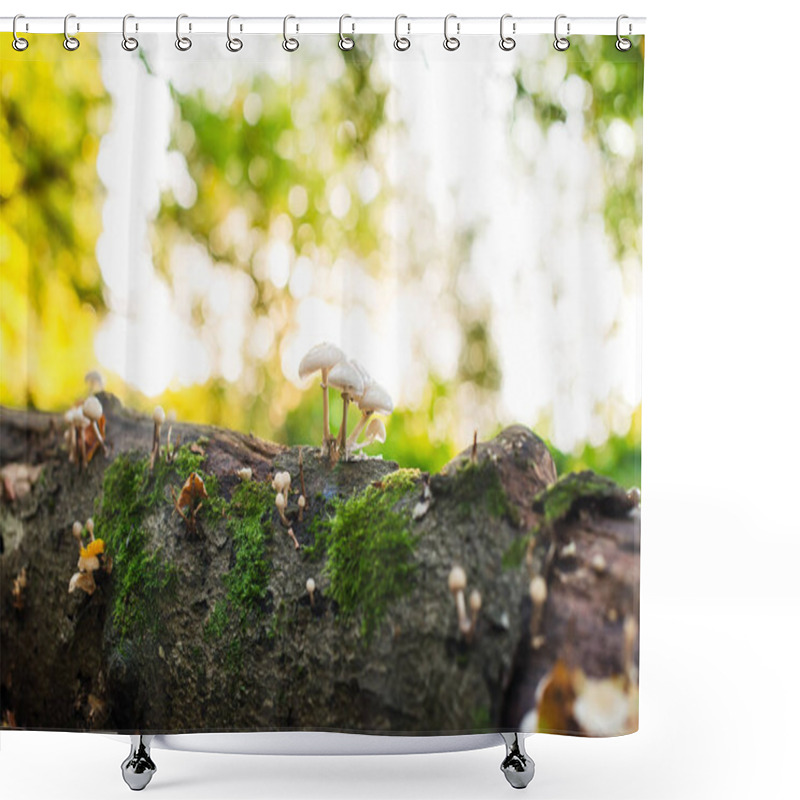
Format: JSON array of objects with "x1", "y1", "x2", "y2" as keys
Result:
[
  {"x1": 466, "y1": 589, "x2": 482, "y2": 643},
  {"x1": 82, "y1": 396, "x2": 108, "y2": 457},
  {"x1": 298, "y1": 342, "x2": 346, "y2": 455},
  {"x1": 150, "y1": 406, "x2": 166, "y2": 469},
  {"x1": 237, "y1": 467, "x2": 253, "y2": 482},
  {"x1": 529, "y1": 575, "x2": 548, "y2": 650},
  {"x1": 350, "y1": 417, "x2": 387, "y2": 454},
  {"x1": 297, "y1": 494, "x2": 306, "y2": 522},
  {"x1": 84, "y1": 370, "x2": 105, "y2": 394},
  {"x1": 346, "y1": 382, "x2": 393, "y2": 456},
  {"x1": 172, "y1": 472, "x2": 209, "y2": 534},
  {"x1": 327, "y1": 360, "x2": 365, "y2": 461},
  {"x1": 275, "y1": 492, "x2": 290, "y2": 528},
  {"x1": 306, "y1": 577, "x2": 316, "y2": 607},
  {"x1": 448, "y1": 565, "x2": 471, "y2": 637}
]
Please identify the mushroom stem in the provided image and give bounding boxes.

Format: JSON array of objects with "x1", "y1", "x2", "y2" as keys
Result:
[
  {"x1": 287, "y1": 526, "x2": 300, "y2": 550},
  {"x1": 455, "y1": 591, "x2": 471, "y2": 635},
  {"x1": 275, "y1": 492, "x2": 290, "y2": 527},
  {"x1": 471, "y1": 430, "x2": 478, "y2": 463},
  {"x1": 346, "y1": 411, "x2": 373, "y2": 447},
  {"x1": 337, "y1": 393, "x2": 352, "y2": 456},
  {"x1": 321, "y1": 368, "x2": 331, "y2": 451},
  {"x1": 150, "y1": 422, "x2": 162, "y2": 469},
  {"x1": 68, "y1": 423, "x2": 78, "y2": 463},
  {"x1": 92, "y1": 421, "x2": 108, "y2": 455}
]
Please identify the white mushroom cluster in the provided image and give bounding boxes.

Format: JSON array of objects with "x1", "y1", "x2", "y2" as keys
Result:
[
  {"x1": 298, "y1": 343, "x2": 393, "y2": 461},
  {"x1": 64, "y1": 395, "x2": 108, "y2": 468}
]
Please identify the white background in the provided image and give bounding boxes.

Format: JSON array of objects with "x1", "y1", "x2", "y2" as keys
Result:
[{"x1": 2, "y1": 1, "x2": 799, "y2": 798}]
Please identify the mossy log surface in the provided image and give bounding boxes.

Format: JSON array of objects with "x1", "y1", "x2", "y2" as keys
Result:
[{"x1": 0, "y1": 395, "x2": 639, "y2": 734}]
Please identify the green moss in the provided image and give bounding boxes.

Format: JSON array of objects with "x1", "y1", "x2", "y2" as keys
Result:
[
  {"x1": 95, "y1": 452, "x2": 177, "y2": 640},
  {"x1": 204, "y1": 599, "x2": 230, "y2": 642},
  {"x1": 538, "y1": 471, "x2": 625, "y2": 524},
  {"x1": 502, "y1": 471, "x2": 629, "y2": 568},
  {"x1": 222, "y1": 480, "x2": 274, "y2": 624},
  {"x1": 96, "y1": 444, "x2": 224, "y2": 641},
  {"x1": 450, "y1": 459, "x2": 516, "y2": 523},
  {"x1": 311, "y1": 468, "x2": 420, "y2": 640}
]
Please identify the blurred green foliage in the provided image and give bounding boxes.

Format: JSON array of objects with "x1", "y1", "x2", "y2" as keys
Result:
[
  {"x1": 1, "y1": 35, "x2": 643, "y2": 487},
  {"x1": 0, "y1": 34, "x2": 109, "y2": 408}
]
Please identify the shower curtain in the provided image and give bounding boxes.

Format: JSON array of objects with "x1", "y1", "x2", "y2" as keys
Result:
[{"x1": 0, "y1": 26, "x2": 643, "y2": 739}]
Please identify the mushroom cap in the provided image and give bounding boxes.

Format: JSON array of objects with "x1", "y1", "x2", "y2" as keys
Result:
[
  {"x1": 529, "y1": 575, "x2": 548, "y2": 604},
  {"x1": 275, "y1": 492, "x2": 287, "y2": 510},
  {"x1": 298, "y1": 495, "x2": 306, "y2": 507},
  {"x1": 84, "y1": 369, "x2": 104, "y2": 388},
  {"x1": 64, "y1": 408, "x2": 77, "y2": 425},
  {"x1": 299, "y1": 342, "x2": 345, "y2": 380},
  {"x1": 272, "y1": 471, "x2": 291, "y2": 494},
  {"x1": 350, "y1": 359, "x2": 373, "y2": 392},
  {"x1": 327, "y1": 360, "x2": 365, "y2": 397},
  {"x1": 306, "y1": 577, "x2": 316, "y2": 593},
  {"x1": 82, "y1": 396, "x2": 103, "y2": 422},
  {"x1": 363, "y1": 417, "x2": 387, "y2": 444},
  {"x1": 237, "y1": 467, "x2": 253, "y2": 481},
  {"x1": 153, "y1": 405, "x2": 166, "y2": 425},
  {"x1": 74, "y1": 409, "x2": 90, "y2": 428},
  {"x1": 358, "y1": 382, "x2": 393, "y2": 415},
  {"x1": 72, "y1": 521, "x2": 83, "y2": 540},
  {"x1": 85, "y1": 518, "x2": 94, "y2": 535},
  {"x1": 448, "y1": 565, "x2": 467, "y2": 593},
  {"x1": 469, "y1": 589, "x2": 482, "y2": 612}
]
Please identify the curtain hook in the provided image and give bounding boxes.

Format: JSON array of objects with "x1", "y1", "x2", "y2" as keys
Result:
[
  {"x1": 616, "y1": 15, "x2": 632, "y2": 51},
  {"x1": 394, "y1": 14, "x2": 410, "y2": 51},
  {"x1": 121, "y1": 14, "x2": 139, "y2": 51},
  {"x1": 499, "y1": 14, "x2": 516, "y2": 51},
  {"x1": 553, "y1": 14, "x2": 570, "y2": 51},
  {"x1": 339, "y1": 14, "x2": 355, "y2": 51},
  {"x1": 63, "y1": 13, "x2": 80, "y2": 51},
  {"x1": 282, "y1": 15, "x2": 299, "y2": 52},
  {"x1": 12, "y1": 14, "x2": 29, "y2": 51},
  {"x1": 443, "y1": 14, "x2": 460, "y2": 51},
  {"x1": 175, "y1": 13, "x2": 192, "y2": 51},
  {"x1": 226, "y1": 15, "x2": 243, "y2": 52}
]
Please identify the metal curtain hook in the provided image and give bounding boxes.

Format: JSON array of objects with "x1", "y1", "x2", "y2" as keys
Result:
[
  {"x1": 616, "y1": 14, "x2": 632, "y2": 51},
  {"x1": 227, "y1": 15, "x2": 243, "y2": 51},
  {"x1": 121, "y1": 14, "x2": 138, "y2": 51},
  {"x1": 283, "y1": 15, "x2": 299, "y2": 52},
  {"x1": 176, "y1": 13, "x2": 192, "y2": 51},
  {"x1": 553, "y1": 14, "x2": 570, "y2": 51},
  {"x1": 394, "y1": 14, "x2": 410, "y2": 51},
  {"x1": 339, "y1": 14, "x2": 355, "y2": 50},
  {"x1": 443, "y1": 14, "x2": 460, "y2": 51},
  {"x1": 63, "y1": 13, "x2": 80, "y2": 51},
  {"x1": 499, "y1": 13, "x2": 516, "y2": 51},
  {"x1": 12, "y1": 14, "x2": 29, "y2": 51}
]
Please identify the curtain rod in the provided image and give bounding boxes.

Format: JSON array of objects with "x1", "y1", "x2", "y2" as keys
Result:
[{"x1": 1, "y1": 16, "x2": 646, "y2": 37}]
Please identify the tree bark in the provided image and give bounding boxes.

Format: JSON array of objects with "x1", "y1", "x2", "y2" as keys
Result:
[{"x1": 1, "y1": 395, "x2": 639, "y2": 735}]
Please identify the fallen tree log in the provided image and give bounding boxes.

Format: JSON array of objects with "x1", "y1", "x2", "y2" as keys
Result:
[{"x1": 1, "y1": 394, "x2": 640, "y2": 736}]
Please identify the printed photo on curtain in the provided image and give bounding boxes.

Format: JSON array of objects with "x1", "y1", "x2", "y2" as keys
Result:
[{"x1": 0, "y1": 22, "x2": 643, "y2": 754}]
